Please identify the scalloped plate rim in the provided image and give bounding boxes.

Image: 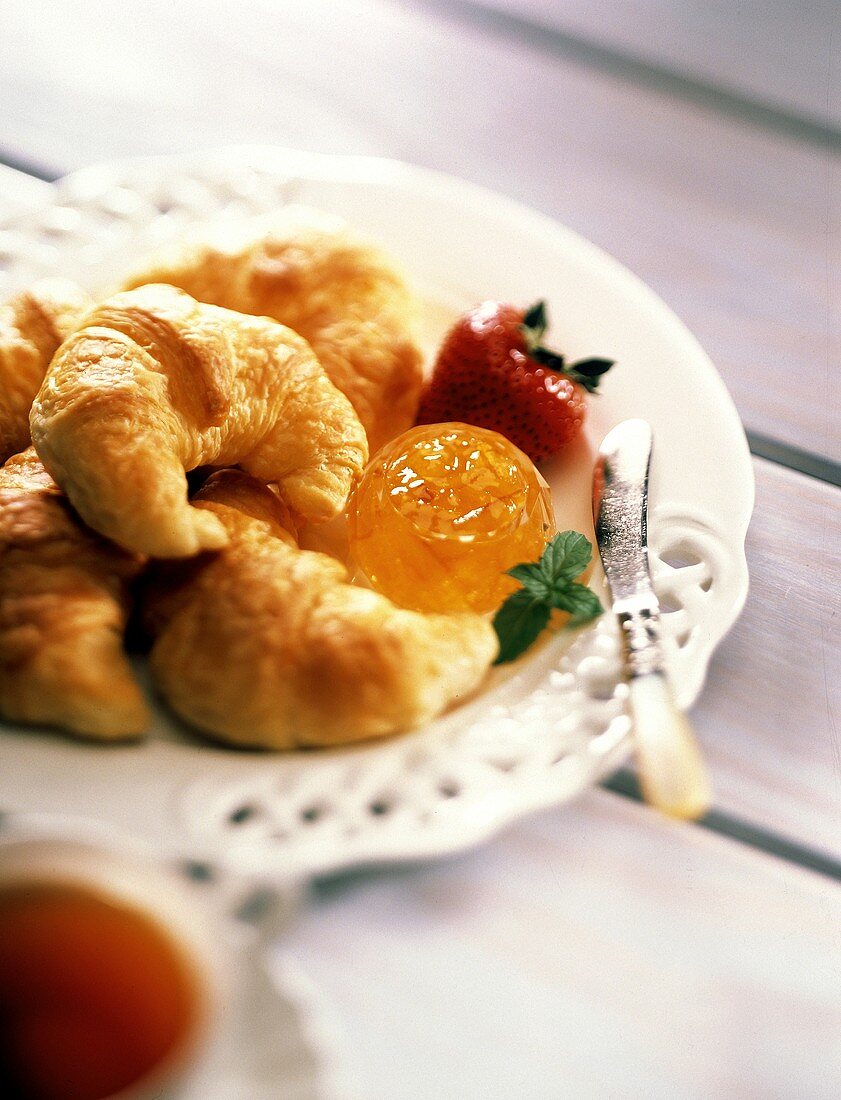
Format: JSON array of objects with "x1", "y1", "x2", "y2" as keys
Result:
[{"x1": 0, "y1": 146, "x2": 754, "y2": 880}]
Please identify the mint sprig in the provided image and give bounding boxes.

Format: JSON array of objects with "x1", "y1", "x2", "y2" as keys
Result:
[
  {"x1": 492, "y1": 531, "x2": 603, "y2": 664},
  {"x1": 519, "y1": 300, "x2": 615, "y2": 394},
  {"x1": 492, "y1": 591, "x2": 552, "y2": 665}
]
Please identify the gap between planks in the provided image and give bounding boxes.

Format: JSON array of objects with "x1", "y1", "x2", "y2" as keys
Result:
[
  {"x1": 746, "y1": 432, "x2": 841, "y2": 489},
  {"x1": 603, "y1": 769, "x2": 841, "y2": 885},
  {"x1": 0, "y1": 148, "x2": 60, "y2": 183}
]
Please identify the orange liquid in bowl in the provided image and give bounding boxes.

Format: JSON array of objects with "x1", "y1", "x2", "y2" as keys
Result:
[
  {"x1": 0, "y1": 883, "x2": 198, "y2": 1100},
  {"x1": 348, "y1": 423, "x2": 555, "y2": 613}
]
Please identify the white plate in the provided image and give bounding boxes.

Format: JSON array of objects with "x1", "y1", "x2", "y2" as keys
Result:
[{"x1": 0, "y1": 147, "x2": 753, "y2": 881}]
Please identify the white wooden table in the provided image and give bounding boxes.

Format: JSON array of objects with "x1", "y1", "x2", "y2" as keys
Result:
[{"x1": 1, "y1": 1, "x2": 839, "y2": 1096}]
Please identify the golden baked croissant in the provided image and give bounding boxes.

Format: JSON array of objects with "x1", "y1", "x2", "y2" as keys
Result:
[
  {"x1": 141, "y1": 470, "x2": 497, "y2": 749},
  {"x1": 0, "y1": 278, "x2": 92, "y2": 462},
  {"x1": 30, "y1": 284, "x2": 368, "y2": 558},
  {"x1": 121, "y1": 207, "x2": 424, "y2": 451},
  {"x1": 0, "y1": 447, "x2": 147, "y2": 740}
]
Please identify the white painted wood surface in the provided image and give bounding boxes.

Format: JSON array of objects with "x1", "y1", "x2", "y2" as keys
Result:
[
  {"x1": 0, "y1": 0, "x2": 838, "y2": 459},
  {"x1": 477, "y1": 0, "x2": 841, "y2": 128},
  {"x1": 692, "y1": 458, "x2": 841, "y2": 854},
  {"x1": 282, "y1": 790, "x2": 841, "y2": 1099},
  {"x1": 1, "y1": 2, "x2": 840, "y2": 1096}
]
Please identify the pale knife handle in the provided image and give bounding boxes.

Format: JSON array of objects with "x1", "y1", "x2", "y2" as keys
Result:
[{"x1": 628, "y1": 673, "x2": 712, "y2": 820}]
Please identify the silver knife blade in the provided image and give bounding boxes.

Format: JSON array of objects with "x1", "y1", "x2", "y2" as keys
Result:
[
  {"x1": 593, "y1": 418, "x2": 664, "y2": 678},
  {"x1": 592, "y1": 419, "x2": 712, "y2": 818}
]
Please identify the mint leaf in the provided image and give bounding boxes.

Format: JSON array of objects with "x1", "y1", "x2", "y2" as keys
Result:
[
  {"x1": 539, "y1": 531, "x2": 592, "y2": 585},
  {"x1": 505, "y1": 561, "x2": 549, "y2": 596},
  {"x1": 547, "y1": 581, "x2": 603, "y2": 624},
  {"x1": 492, "y1": 531, "x2": 603, "y2": 664},
  {"x1": 493, "y1": 591, "x2": 551, "y2": 665}
]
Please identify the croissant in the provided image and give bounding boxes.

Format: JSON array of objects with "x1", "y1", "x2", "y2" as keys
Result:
[
  {"x1": 0, "y1": 278, "x2": 92, "y2": 462},
  {"x1": 30, "y1": 284, "x2": 368, "y2": 558},
  {"x1": 121, "y1": 207, "x2": 424, "y2": 452},
  {"x1": 141, "y1": 470, "x2": 497, "y2": 749},
  {"x1": 0, "y1": 448, "x2": 147, "y2": 740}
]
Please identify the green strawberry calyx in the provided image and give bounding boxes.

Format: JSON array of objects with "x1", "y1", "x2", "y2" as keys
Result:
[{"x1": 519, "y1": 300, "x2": 615, "y2": 394}]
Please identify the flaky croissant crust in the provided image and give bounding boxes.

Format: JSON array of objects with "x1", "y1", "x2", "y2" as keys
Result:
[
  {"x1": 122, "y1": 207, "x2": 425, "y2": 452},
  {"x1": 0, "y1": 447, "x2": 147, "y2": 739},
  {"x1": 0, "y1": 278, "x2": 92, "y2": 463},
  {"x1": 30, "y1": 283, "x2": 368, "y2": 558},
  {"x1": 142, "y1": 470, "x2": 497, "y2": 749}
]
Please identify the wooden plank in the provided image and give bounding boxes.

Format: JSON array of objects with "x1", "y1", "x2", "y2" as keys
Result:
[
  {"x1": 692, "y1": 457, "x2": 841, "y2": 856},
  {"x1": 473, "y1": 0, "x2": 841, "y2": 130},
  {"x1": 282, "y1": 788, "x2": 841, "y2": 1099},
  {"x1": 0, "y1": 0, "x2": 837, "y2": 461}
]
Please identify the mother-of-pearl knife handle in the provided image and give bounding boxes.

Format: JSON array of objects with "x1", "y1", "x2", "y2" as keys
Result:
[{"x1": 627, "y1": 669, "x2": 711, "y2": 819}]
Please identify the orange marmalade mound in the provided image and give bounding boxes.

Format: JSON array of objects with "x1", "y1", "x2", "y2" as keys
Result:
[{"x1": 348, "y1": 423, "x2": 555, "y2": 613}]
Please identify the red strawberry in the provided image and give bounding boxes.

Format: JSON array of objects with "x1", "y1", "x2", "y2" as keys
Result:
[{"x1": 416, "y1": 300, "x2": 614, "y2": 462}]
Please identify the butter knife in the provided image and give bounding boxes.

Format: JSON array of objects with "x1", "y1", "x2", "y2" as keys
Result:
[{"x1": 594, "y1": 419, "x2": 711, "y2": 819}]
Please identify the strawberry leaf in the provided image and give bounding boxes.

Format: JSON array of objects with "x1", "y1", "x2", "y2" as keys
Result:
[
  {"x1": 527, "y1": 346, "x2": 566, "y2": 372},
  {"x1": 519, "y1": 301, "x2": 615, "y2": 392},
  {"x1": 563, "y1": 358, "x2": 615, "y2": 394},
  {"x1": 520, "y1": 300, "x2": 548, "y2": 346},
  {"x1": 493, "y1": 591, "x2": 551, "y2": 664},
  {"x1": 571, "y1": 357, "x2": 614, "y2": 376}
]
